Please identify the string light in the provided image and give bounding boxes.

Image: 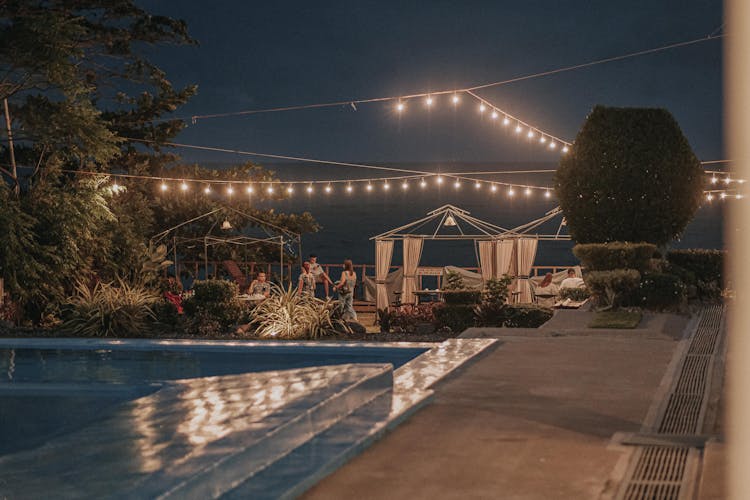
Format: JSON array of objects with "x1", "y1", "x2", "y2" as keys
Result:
[
  {"x1": 366, "y1": 183, "x2": 373, "y2": 192},
  {"x1": 226, "y1": 185, "x2": 234, "y2": 195},
  {"x1": 490, "y1": 184, "x2": 498, "y2": 193},
  {"x1": 180, "y1": 180, "x2": 189, "y2": 191},
  {"x1": 204, "y1": 185, "x2": 212, "y2": 194},
  {"x1": 724, "y1": 176, "x2": 732, "y2": 184},
  {"x1": 508, "y1": 186, "x2": 515, "y2": 197},
  {"x1": 711, "y1": 176, "x2": 718, "y2": 184},
  {"x1": 720, "y1": 192, "x2": 727, "y2": 199},
  {"x1": 452, "y1": 93, "x2": 460, "y2": 104},
  {"x1": 479, "y1": 104, "x2": 486, "y2": 113},
  {"x1": 286, "y1": 185, "x2": 294, "y2": 194},
  {"x1": 396, "y1": 101, "x2": 405, "y2": 112},
  {"x1": 420, "y1": 178, "x2": 427, "y2": 189},
  {"x1": 562, "y1": 145, "x2": 569, "y2": 153},
  {"x1": 549, "y1": 141, "x2": 557, "y2": 150},
  {"x1": 706, "y1": 193, "x2": 714, "y2": 201},
  {"x1": 246, "y1": 184, "x2": 254, "y2": 194},
  {"x1": 475, "y1": 181, "x2": 482, "y2": 189},
  {"x1": 111, "y1": 182, "x2": 121, "y2": 193},
  {"x1": 346, "y1": 183, "x2": 353, "y2": 193},
  {"x1": 527, "y1": 130, "x2": 535, "y2": 139},
  {"x1": 540, "y1": 136, "x2": 547, "y2": 144},
  {"x1": 160, "y1": 181, "x2": 168, "y2": 191},
  {"x1": 402, "y1": 181, "x2": 409, "y2": 190},
  {"x1": 524, "y1": 187, "x2": 531, "y2": 196},
  {"x1": 383, "y1": 181, "x2": 390, "y2": 190},
  {"x1": 325, "y1": 184, "x2": 332, "y2": 194},
  {"x1": 545, "y1": 190, "x2": 551, "y2": 198},
  {"x1": 266, "y1": 185, "x2": 274, "y2": 194},
  {"x1": 737, "y1": 194, "x2": 744, "y2": 199},
  {"x1": 436, "y1": 175, "x2": 444, "y2": 185},
  {"x1": 425, "y1": 95, "x2": 434, "y2": 107},
  {"x1": 491, "y1": 111, "x2": 498, "y2": 120},
  {"x1": 502, "y1": 117, "x2": 510, "y2": 126},
  {"x1": 306, "y1": 184, "x2": 314, "y2": 193},
  {"x1": 454, "y1": 180, "x2": 461, "y2": 189},
  {"x1": 515, "y1": 124, "x2": 522, "y2": 134}
]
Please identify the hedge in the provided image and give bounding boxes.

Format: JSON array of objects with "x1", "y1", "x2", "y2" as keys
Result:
[
  {"x1": 584, "y1": 269, "x2": 641, "y2": 309},
  {"x1": 573, "y1": 242, "x2": 657, "y2": 272}
]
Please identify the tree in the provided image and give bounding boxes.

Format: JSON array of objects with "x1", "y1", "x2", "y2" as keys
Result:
[{"x1": 554, "y1": 106, "x2": 705, "y2": 245}]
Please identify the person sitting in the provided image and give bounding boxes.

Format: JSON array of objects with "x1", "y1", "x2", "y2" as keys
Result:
[
  {"x1": 161, "y1": 275, "x2": 183, "y2": 314},
  {"x1": 247, "y1": 272, "x2": 271, "y2": 302},
  {"x1": 534, "y1": 273, "x2": 559, "y2": 307},
  {"x1": 560, "y1": 268, "x2": 585, "y2": 289}
]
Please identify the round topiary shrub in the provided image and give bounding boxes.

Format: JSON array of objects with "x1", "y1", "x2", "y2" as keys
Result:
[{"x1": 555, "y1": 106, "x2": 704, "y2": 245}]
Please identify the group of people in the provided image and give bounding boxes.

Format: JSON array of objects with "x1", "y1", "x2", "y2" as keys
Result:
[
  {"x1": 534, "y1": 268, "x2": 586, "y2": 307},
  {"x1": 242, "y1": 254, "x2": 358, "y2": 321}
]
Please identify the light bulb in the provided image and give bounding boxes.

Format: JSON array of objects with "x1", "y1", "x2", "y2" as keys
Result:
[
  {"x1": 160, "y1": 182, "x2": 168, "y2": 191},
  {"x1": 721, "y1": 192, "x2": 727, "y2": 199},
  {"x1": 490, "y1": 184, "x2": 497, "y2": 193},
  {"x1": 396, "y1": 102, "x2": 405, "y2": 112},
  {"x1": 454, "y1": 180, "x2": 461, "y2": 189},
  {"x1": 475, "y1": 181, "x2": 482, "y2": 189},
  {"x1": 540, "y1": 136, "x2": 547, "y2": 144},
  {"x1": 366, "y1": 183, "x2": 373, "y2": 192},
  {"x1": 549, "y1": 141, "x2": 557, "y2": 149},
  {"x1": 562, "y1": 145, "x2": 569, "y2": 153},
  {"x1": 452, "y1": 94, "x2": 460, "y2": 104},
  {"x1": 286, "y1": 185, "x2": 294, "y2": 194},
  {"x1": 527, "y1": 130, "x2": 535, "y2": 139},
  {"x1": 545, "y1": 190, "x2": 551, "y2": 198},
  {"x1": 180, "y1": 181, "x2": 188, "y2": 191},
  {"x1": 524, "y1": 187, "x2": 531, "y2": 196},
  {"x1": 325, "y1": 185, "x2": 332, "y2": 193},
  {"x1": 737, "y1": 194, "x2": 744, "y2": 199},
  {"x1": 425, "y1": 96, "x2": 433, "y2": 107},
  {"x1": 711, "y1": 176, "x2": 718, "y2": 184},
  {"x1": 503, "y1": 117, "x2": 510, "y2": 126},
  {"x1": 724, "y1": 177, "x2": 732, "y2": 184},
  {"x1": 226, "y1": 186, "x2": 234, "y2": 195},
  {"x1": 491, "y1": 111, "x2": 498, "y2": 119},
  {"x1": 515, "y1": 124, "x2": 522, "y2": 133},
  {"x1": 706, "y1": 193, "x2": 714, "y2": 201},
  {"x1": 306, "y1": 185, "x2": 313, "y2": 193},
  {"x1": 436, "y1": 175, "x2": 443, "y2": 184},
  {"x1": 246, "y1": 184, "x2": 254, "y2": 194},
  {"x1": 266, "y1": 186, "x2": 274, "y2": 194},
  {"x1": 204, "y1": 185, "x2": 212, "y2": 194},
  {"x1": 479, "y1": 104, "x2": 486, "y2": 113},
  {"x1": 420, "y1": 178, "x2": 427, "y2": 188},
  {"x1": 402, "y1": 181, "x2": 409, "y2": 190},
  {"x1": 346, "y1": 184, "x2": 353, "y2": 193},
  {"x1": 739, "y1": 179, "x2": 747, "y2": 184},
  {"x1": 508, "y1": 187, "x2": 515, "y2": 197},
  {"x1": 383, "y1": 181, "x2": 390, "y2": 190}
]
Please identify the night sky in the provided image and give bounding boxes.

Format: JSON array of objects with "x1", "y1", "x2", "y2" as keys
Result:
[{"x1": 141, "y1": 0, "x2": 724, "y2": 166}]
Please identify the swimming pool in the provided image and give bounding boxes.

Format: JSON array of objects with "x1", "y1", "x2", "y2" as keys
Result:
[{"x1": 0, "y1": 338, "x2": 497, "y2": 498}]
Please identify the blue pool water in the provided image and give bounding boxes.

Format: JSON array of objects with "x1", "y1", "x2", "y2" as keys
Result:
[{"x1": 0, "y1": 344, "x2": 427, "y2": 456}]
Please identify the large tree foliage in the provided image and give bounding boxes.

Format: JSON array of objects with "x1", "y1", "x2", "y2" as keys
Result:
[{"x1": 554, "y1": 106, "x2": 704, "y2": 245}]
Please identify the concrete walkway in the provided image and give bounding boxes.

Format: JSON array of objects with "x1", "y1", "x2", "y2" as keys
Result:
[{"x1": 304, "y1": 332, "x2": 680, "y2": 499}]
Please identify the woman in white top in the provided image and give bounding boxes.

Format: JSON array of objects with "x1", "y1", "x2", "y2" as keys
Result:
[
  {"x1": 535, "y1": 273, "x2": 559, "y2": 308},
  {"x1": 333, "y1": 259, "x2": 357, "y2": 320}
]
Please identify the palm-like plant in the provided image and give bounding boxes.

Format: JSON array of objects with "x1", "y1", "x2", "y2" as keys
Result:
[
  {"x1": 61, "y1": 279, "x2": 159, "y2": 337},
  {"x1": 249, "y1": 284, "x2": 348, "y2": 339}
]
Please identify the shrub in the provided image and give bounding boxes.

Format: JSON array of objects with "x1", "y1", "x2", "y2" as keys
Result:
[
  {"x1": 183, "y1": 280, "x2": 244, "y2": 333},
  {"x1": 558, "y1": 287, "x2": 591, "y2": 302},
  {"x1": 483, "y1": 276, "x2": 513, "y2": 305},
  {"x1": 667, "y1": 249, "x2": 724, "y2": 299},
  {"x1": 555, "y1": 106, "x2": 704, "y2": 245},
  {"x1": 152, "y1": 300, "x2": 182, "y2": 331},
  {"x1": 573, "y1": 242, "x2": 657, "y2": 272},
  {"x1": 249, "y1": 285, "x2": 348, "y2": 339},
  {"x1": 443, "y1": 270, "x2": 465, "y2": 290},
  {"x1": 632, "y1": 272, "x2": 686, "y2": 310},
  {"x1": 390, "y1": 303, "x2": 438, "y2": 333},
  {"x1": 584, "y1": 269, "x2": 641, "y2": 309},
  {"x1": 61, "y1": 280, "x2": 159, "y2": 337},
  {"x1": 442, "y1": 290, "x2": 482, "y2": 305},
  {"x1": 498, "y1": 304, "x2": 553, "y2": 328},
  {"x1": 434, "y1": 304, "x2": 475, "y2": 333}
]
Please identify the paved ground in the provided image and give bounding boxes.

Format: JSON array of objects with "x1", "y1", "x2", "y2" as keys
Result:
[{"x1": 303, "y1": 333, "x2": 679, "y2": 499}]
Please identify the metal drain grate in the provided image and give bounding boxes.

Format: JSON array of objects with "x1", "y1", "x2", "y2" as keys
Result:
[{"x1": 616, "y1": 306, "x2": 724, "y2": 500}]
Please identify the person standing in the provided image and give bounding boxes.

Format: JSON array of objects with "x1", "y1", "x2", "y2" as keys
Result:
[
  {"x1": 309, "y1": 254, "x2": 334, "y2": 298},
  {"x1": 298, "y1": 261, "x2": 316, "y2": 296},
  {"x1": 334, "y1": 259, "x2": 358, "y2": 321}
]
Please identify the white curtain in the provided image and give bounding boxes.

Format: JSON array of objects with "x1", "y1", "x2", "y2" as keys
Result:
[
  {"x1": 375, "y1": 239, "x2": 395, "y2": 310},
  {"x1": 401, "y1": 237, "x2": 423, "y2": 304},
  {"x1": 515, "y1": 237, "x2": 539, "y2": 303},
  {"x1": 494, "y1": 239, "x2": 515, "y2": 278},
  {"x1": 477, "y1": 241, "x2": 495, "y2": 282}
]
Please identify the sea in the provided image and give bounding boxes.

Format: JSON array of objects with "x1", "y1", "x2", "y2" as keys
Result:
[{"x1": 210, "y1": 161, "x2": 725, "y2": 268}]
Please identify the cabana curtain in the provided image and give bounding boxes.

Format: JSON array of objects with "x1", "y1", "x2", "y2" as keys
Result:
[
  {"x1": 515, "y1": 237, "x2": 539, "y2": 303},
  {"x1": 401, "y1": 237, "x2": 423, "y2": 305},
  {"x1": 494, "y1": 240, "x2": 515, "y2": 278},
  {"x1": 477, "y1": 241, "x2": 495, "y2": 281},
  {"x1": 376, "y1": 240, "x2": 394, "y2": 310}
]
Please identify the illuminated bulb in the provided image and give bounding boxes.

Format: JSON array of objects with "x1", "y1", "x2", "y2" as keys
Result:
[
  {"x1": 383, "y1": 181, "x2": 390, "y2": 190},
  {"x1": 562, "y1": 145, "x2": 569, "y2": 153},
  {"x1": 425, "y1": 96, "x2": 433, "y2": 107},
  {"x1": 508, "y1": 187, "x2": 515, "y2": 197},
  {"x1": 475, "y1": 181, "x2": 482, "y2": 189},
  {"x1": 515, "y1": 124, "x2": 522, "y2": 133},
  {"x1": 454, "y1": 180, "x2": 461, "y2": 189},
  {"x1": 226, "y1": 186, "x2": 234, "y2": 195},
  {"x1": 540, "y1": 136, "x2": 547, "y2": 144},
  {"x1": 396, "y1": 102, "x2": 405, "y2": 112},
  {"x1": 724, "y1": 177, "x2": 732, "y2": 184},
  {"x1": 420, "y1": 178, "x2": 427, "y2": 188},
  {"x1": 706, "y1": 193, "x2": 714, "y2": 201},
  {"x1": 452, "y1": 94, "x2": 460, "y2": 104},
  {"x1": 402, "y1": 181, "x2": 409, "y2": 190},
  {"x1": 490, "y1": 184, "x2": 497, "y2": 193},
  {"x1": 549, "y1": 141, "x2": 557, "y2": 149},
  {"x1": 112, "y1": 182, "x2": 120, "y2": 192},
  {"x1": 286, "y1": 185, "x2": 294, "y2": 194},
  {"x1": 545, "y1": 190, "x2": 551, "y2": 198},
  {"x1": 711, "y1": 176, "x2": 718, "y2": 184},
  {"x1": 436, "y1": 175, "x2": 444, "y2": 184},
  {"x1": 325, "y1": 185, "x2": 332, "y2": 193},
  {"x1": 479, "y1": 104, "x2": 486, "y2": 113},
  {"x1": 306, "y1": 185, "x2": 313, "y2": 193},
  {"x1": 160, "y1": 182, "x2": 168, "y2": 191},
  {"x1": 720, "y1": 192, "x2": 727, "y2": 199},
  {"x1": 204, "y1": 185, "x2": 212, "y2": 194},
  {"x1": 503, "y1": 117, "x2": 510, "y2": 126},
  {"x1": 737, "y1": 194, "x2": 744, "y2": 199},
  {"x1": 527, "y1": 130, "x2": 535, "y2": 139},
  {"x1": 491, "y1": 111, "x2": 498, "y2": 119},
  {"x1": 346, "y1": 184, "x2": 353, "y2": 193},
  {"x1": 266, "y1": 186, "x2": 274, "y2": 194},
  {"x1": 246, "y1": 184, "x2": 254, "y2": 194},
  {"x1": 524, "y1": 187, "x2": 531, "y2": 196},
  {"x1": 180, "y1": 181, "x2": 188, "y2": 191},
  {"x1": 366, "y1": 183, "x2": 373, "y2": 192},
  {"x1": 739, "y1": 179, "x2": 746, "y2": 184}
]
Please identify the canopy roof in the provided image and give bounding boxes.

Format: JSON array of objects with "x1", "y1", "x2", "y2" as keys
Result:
[{"x1": 372, "y1": 204, "x2": 569, "y2": 241}]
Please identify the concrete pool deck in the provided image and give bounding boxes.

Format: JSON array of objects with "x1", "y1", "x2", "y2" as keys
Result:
[{"x1": 303, "y1": 327, "x2": 685, "y2": 499}]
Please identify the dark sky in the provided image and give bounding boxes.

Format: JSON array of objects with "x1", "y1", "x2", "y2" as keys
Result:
[{"x1": 141, "y1": 0, "x2": 723, "y2": 167}]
